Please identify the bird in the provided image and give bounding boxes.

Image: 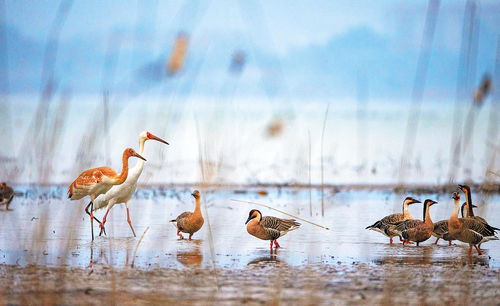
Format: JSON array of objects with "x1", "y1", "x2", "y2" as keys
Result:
[
  {"x1": 448, "y1": 192, "x2": 498, "y2": 255},
  {"x1": 68, "y1": 147, "x2": 146, "y2": 240},
  {"x1": 245, "y1": 209, "x2": 301, "y2": 250},
  {"x1": 393, "y1": 199, "x2": 437, "y2": 246},
  {"x1": 170, "y1": 190, "x2": 204, "y2": 240},
  {"x1": 458, "y1": 184, "x2": 498, "y2": 226},
  {"x1": 365, "y1": 197, "x2": 421, "y2": 244},
  {"x1": 432, "y1": 202, "x2": 475, "y2": 245},
  {"x1": 94, "y1": 131, "x2": 169, "y2": 237},
  {"x1": 0, "y1": 183, "x2": 14, "y2": 210}
]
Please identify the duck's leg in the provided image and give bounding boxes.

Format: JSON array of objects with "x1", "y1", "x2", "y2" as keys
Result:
[
  {"x1": 269, "y1": 241, "x2": 273, "y2": 250},
  {"x1": 126, "y1": 205, "x2": 136, "y2": 237},
  {"x1": 416, "y1": 242, "x2": 420, "y2": 246},
  {"x1": 177, "y1": 230, "x2": 184, "y2": 239},
  {"x1": 274, "y1": 240, "x2": 281, "y2": 248},
  {"x1": 389, "y1": 237, "x2": 393, "y2": 244},
  {"x1": 448, "y1": 240, "x2": 452, "y2": 246},
  {"x1": 434, "y1": 238, "x2": 440, "y2": 244},
  {"x1": 189, "y1": 233, "x2": 193, "y2": 240},
  {"x1": 468, "y1": 245, "x2": 473, "y2": 256}
]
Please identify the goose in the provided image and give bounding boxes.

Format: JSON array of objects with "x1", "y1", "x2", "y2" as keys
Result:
[
  {"x1": 0, "y1": 183, "x2": 14, "y2": 210},
  {"x1": 394, "y1": 199, "x2": 437, "y2": 246},
  {"x1": 432, "y1": 202, "x2": 476, "y2": 245},
  {"x1": 365, "y1": 197, "x2": 421, "y2": 244},
  {"x1": 245, "y1": 209, "x2": 301, "y2": 250},
  {"x1": 448, "y1": 192, "x2": 498, "y2": 255},
  {"x1": 170, "y1": 190, "x2": 204, "y2": 240}
]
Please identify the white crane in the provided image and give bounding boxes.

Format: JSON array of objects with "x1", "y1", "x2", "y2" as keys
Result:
[{"x1": 94, "y1": 131, "x2": 169, "y2": 236}]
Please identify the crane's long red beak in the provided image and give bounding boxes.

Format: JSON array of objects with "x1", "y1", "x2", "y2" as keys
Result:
[
  {"x1": 134, "y1": 152, "x2": 147, "y2": 161},
  {"x1": 149, "y1": 133, "x2": 169, "y2": 145}
]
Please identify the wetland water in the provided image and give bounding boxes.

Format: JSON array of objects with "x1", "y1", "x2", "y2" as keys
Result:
[{"x1": 0, "y1": 186, "x2": 499, "y2": 304}]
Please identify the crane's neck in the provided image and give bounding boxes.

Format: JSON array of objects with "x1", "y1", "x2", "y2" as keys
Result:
[
  {"x1": 464, "y1": 190, "x2": 474, "y2": 217},
  {"x1": 131, "y1": 138, "x2": 147, "y2": 175},
  {"x1": 115, "y1": 152, "x2": 131, "y2": 185},
  {"x1": 423, "y1": 203, "x2": 432, "y2": 224},
  {"x1": 402, "y1": 202, "x2": 412, "y2": 219}
]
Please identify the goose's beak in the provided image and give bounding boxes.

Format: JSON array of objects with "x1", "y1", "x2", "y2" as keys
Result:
[
  {"x1": 245, "y1": 217, "x2": 252, "y2": 225},
  {"x1": 134, "y1": 152, "x2": 147, "y2": 161}
]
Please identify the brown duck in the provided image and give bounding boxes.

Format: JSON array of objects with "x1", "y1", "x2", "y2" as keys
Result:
[
  {"x1": 245, "y1": 209, "x2": 301, "y2": 250},
  {"x1": 448, "y1": 192, "x2": 498, "y2": 255},
  {"x1": 394, "y1": 199, "x2": 437, "y2": 246},
  {"x1": 0, "y1": 183, "x2": 14, "y2": 210},
  {"x1": 170, "y1": 190, "x2": 204, "y2": 240}
]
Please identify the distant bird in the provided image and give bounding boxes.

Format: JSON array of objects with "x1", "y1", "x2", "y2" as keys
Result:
[
  {"x1": 394, "y1": 199, "x2": 437, "y2": 246},
  {"x1": 94, "y1": 131, "x2": 169, "y2": 237},
  {"x1": 448, "y1": 192, "x2": 498, "y2": 255},
  {"x1": 432, "y1": 202, "x2": 476, "y2": 245},
  {"x1": 170, "y1": 190, "x2": 204, "y2": 240},
  {"x1": 245, "y1": 209, "x2": 301, "y2": 250},
  {"x1": 68, "y1": 147, "x2": 146, "y2": 240},
  {"x1": 365, "y1": 197, "x2": 421, "y2": 244},
  {"x1": 0, "y1": 183, "x2": 14, "y2": 210}
]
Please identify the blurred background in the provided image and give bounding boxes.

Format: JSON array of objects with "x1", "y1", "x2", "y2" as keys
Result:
[{"x1": 0, "y1": 0, "x2": 498, "y2": 187}]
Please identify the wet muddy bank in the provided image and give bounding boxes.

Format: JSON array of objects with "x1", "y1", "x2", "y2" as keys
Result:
[{"x1": 1, "y1": 263, "x2": 499, "y2": 305}]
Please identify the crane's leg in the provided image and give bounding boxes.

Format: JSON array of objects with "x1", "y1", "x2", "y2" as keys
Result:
[
  {"x1": 85, "y1": 201, "x2": 104, "y2": 240},
  {"x1": 126, "y1": 205, "x2": 136, "y2": 237},
  {"x1": 99, "y1": 206, "x2": 111, "y2": 237}
]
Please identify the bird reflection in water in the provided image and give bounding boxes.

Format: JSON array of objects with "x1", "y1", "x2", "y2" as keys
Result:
[{"x1": 176, "y1": 240, "x2": 203, "y2": 267}]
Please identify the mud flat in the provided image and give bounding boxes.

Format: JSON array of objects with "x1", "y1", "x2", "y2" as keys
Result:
[{"x1": 1, "y1": 261, "x2": 499, "y2": 305}]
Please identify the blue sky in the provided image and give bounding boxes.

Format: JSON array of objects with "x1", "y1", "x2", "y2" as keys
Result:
[{"x1": 2, "y1": 0, "x2": 500, "y2": 99}]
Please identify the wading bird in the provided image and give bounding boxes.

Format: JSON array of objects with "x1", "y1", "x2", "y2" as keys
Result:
[
  {"x1": 245, "y1": 209, "x2": 301, "y2": 250},
  {"x1": 171, "y1": 190, "x2": 204, "y2": 240},
  {"x1": 394, "y1": 199, "x2": 437, "y2": 246},
  {"x1": 448, "y1": 192, "x2": 498, "y2": 255},
  {"x1": 365, "y1": 197, "x2": 421, "y2": 244},
  {"x1": 94, "y1": 131, "x2": 169, "y2": 237},
  {"x1": 68, "y1": 148, "x2": 146, "y2": 240},
  {"x1": 0, "y1": 183, "x2": 14, "y2": 210}
]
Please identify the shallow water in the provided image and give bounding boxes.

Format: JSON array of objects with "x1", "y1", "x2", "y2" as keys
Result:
[{"x1": 0, "y1": 186, "x2": 498, "y2": 269}]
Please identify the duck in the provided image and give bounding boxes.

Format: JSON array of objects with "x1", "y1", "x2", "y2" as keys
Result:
[
  {"x1": 170, "y1": 190, "x2": 204, "y2": 240},
  {"x1": 448, "y1": 191, "x2": 498, "y2": 255},
  {"x1": 245, "y1": 209, "x2": 301, "y2": 250},
  {"x1": 432, "y1": 202, "x2": 475, "y2": 245},
  {"x1": 365, "y1": 197, "x2": 421, "y2": 244},
  {"x1": 394, "y1": 199, "x2": 437, "y2": 246},
  {"x1": 0, "y1": 183, "x2": 14, "y2": 210}
]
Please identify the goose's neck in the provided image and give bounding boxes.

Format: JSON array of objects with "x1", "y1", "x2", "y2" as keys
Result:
[
  {"x1": 423, "y1": 204, "x2": 432, "y2": 224},
  {"x1": 450, "y1": 200, "x2": 460, "y2": 222},
  {"x1": 194, "y1": 198, "x2": 201, "y2": 214},
  {"x1": 465, "y1": 191, "x2": 474, "y2": 217},
  {"x1": 115, "y1": 152, "x2": 130, "y2": 184},
  {"x1": 402, "y1": 203, "x2": 412, "y2": 218}
]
